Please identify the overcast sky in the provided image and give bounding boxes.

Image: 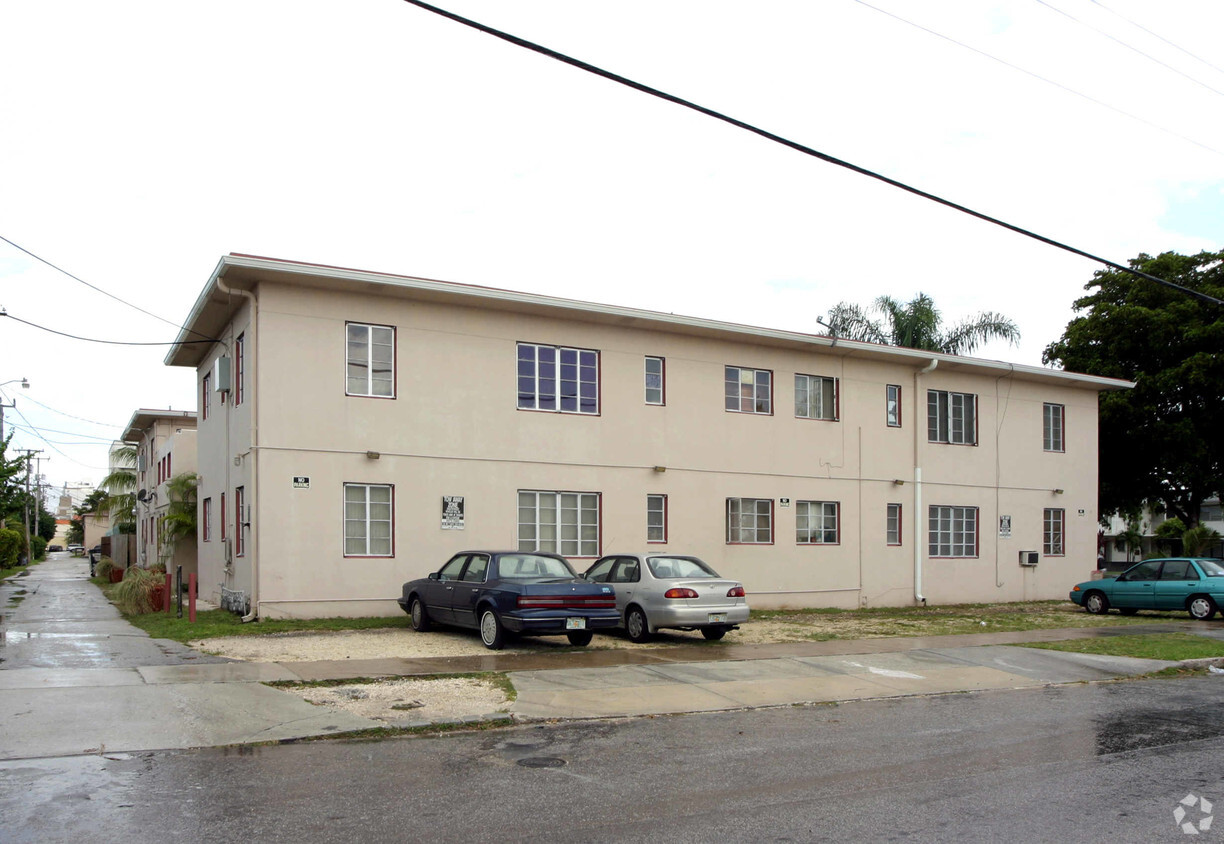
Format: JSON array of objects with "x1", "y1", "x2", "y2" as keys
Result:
[{"x1": 2, "y1": 0, "x2": 1221, "y2": 502}]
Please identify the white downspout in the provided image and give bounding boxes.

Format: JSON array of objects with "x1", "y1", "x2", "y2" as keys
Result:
[
  {"x1": 216, "y1": 276, "x2": 260, "y2": 622},
  {"x1": 913, "y1": 358, "x2": 938, "y2": 606}
]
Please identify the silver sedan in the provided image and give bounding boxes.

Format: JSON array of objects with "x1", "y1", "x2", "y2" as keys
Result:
[{"x1": 582, "y1": 554, "x2": 749, "y2": 642}]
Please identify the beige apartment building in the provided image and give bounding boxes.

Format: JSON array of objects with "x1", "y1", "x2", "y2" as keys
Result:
[
  {"x1": 123, "y1": 409, "x2": 198, "y2": 577},
  {"x1": 167, "y1": 254, "x2": 1131, "y2": 619}
]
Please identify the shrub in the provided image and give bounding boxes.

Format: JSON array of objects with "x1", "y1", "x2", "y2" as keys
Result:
[
  {"x1": 0, "y1": 528, "x2": 21, "y2": 566},
  {"x1": 113, "y1": 566, "x2": 163, "y2": 615},
  {"x1": 31, "y1": 536, "x2": 47, "y2": 560},
  {"x1": 149, "y1": 561, "x2": 167, "y2": 575},
  {"x1": 94, "y1": 557, "x2": 117, "y2": 581}
]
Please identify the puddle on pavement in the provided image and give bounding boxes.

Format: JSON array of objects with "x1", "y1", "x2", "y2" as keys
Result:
[
  {"x1": 0, "y1": 631, "x2": 101, "y2": 641},
  {"x1": 1095, "y1": 708, "x2": 1224, "y2": 755}
]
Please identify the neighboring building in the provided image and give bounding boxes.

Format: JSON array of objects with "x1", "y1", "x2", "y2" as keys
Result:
[
  {"x1": 122, "y1": 410, "x2": 198, "y2": 577},
  {"x1": 166, "y1": 254, "x2": 1132, "y2": 619},
  {"x1": 1100, "y1": 498, "x2": 1224, "y2": 568}
]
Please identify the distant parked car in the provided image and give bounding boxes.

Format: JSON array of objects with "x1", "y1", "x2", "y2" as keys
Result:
[
  {"x1": 398, "y1": 551, "x2": 620, "y2": 650},
  {"x1": 47, "y1": 544, "x2": 63, "y2": 552},
  {"x1": 582, "y1": 553, "x2": 750, "y2": 642},
  {"x1": 67, "y1": 544, "x2": 84, "y2": 555},
  {"x1": 1070, "y1": 557, "x2": 1224, "y2": 620}
]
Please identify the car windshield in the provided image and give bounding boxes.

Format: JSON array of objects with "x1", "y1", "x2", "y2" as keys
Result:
[
  {"x1": 1197, "y1": 559, "x2": 1224, "y2": 577},
  {"x1": 647, "y1": 556, "x2": 719, "y2": 579},
  {"x1": 497, "y1": 554, "x2": 576, "y2": 579}
]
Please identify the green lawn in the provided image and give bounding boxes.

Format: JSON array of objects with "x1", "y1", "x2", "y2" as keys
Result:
[{"x1": 1020, "y1": 632, "x2": 1224, "y2": 662}]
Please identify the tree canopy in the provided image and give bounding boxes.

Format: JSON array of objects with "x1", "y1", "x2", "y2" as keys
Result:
[
  {"x1": 824, "y1": 293, "x2": 1020, "y2": 355},
  {"x1": 1043, "y1": 249, "x2": 1224, "y2": 525}
]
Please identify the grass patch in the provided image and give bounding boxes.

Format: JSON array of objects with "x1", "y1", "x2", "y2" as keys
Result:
[
  {"x1": 124, "y1": 607, "x2": 407, "y2": 643},
  {"x1": 1019, "y1": 632, "x2": 1224, "y2": 662}
]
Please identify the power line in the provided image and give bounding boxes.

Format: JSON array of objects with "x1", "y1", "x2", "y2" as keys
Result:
[
  {"x1": 398, "y1": 0, "x2": 1224, "y2": 307},
  {"x1": 1088, "y1": 0, "x2": 1224, "y2": 77},
  {"x1": 0, "y1": 311, "x2": 217, "y2": 345},
  {"x1": 3, "y1": 394, "x2": 123, "y2": 429},
  {"x1": 4, "y1": 423, "x2": 118, "y2": 443}
]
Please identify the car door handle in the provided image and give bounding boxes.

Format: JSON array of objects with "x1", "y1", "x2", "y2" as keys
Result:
[{"x1": 445, "y1": 586, "x2": 454, "y2": 591}]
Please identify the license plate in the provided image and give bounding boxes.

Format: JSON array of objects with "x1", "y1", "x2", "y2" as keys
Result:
[
  {"x1": 566, "y1": 617, "x2": 586, "y2": 630},
  {"x1": 708, "y1": 613, "x2": 727, "y2": 624}
]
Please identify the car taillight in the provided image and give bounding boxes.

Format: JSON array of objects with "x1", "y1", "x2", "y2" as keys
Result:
[
  {"x1": 727, "y1": 586, "x2": 745, "y2": 598},
  {"x1": 664, "y1": 588, "x2": 699, "y2": 599},
  {"x1": 517, "y1": 596, "x2": 616, "y2": 609}
]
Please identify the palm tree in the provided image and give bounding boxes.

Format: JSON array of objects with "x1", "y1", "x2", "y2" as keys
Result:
[
  {"x1": 824, "y1": 293, "x2": 1020, "y2": 355},
  {"x1": 158, "y1": 472, "x2": 198, "y2": 565},
  {"x1": 1183, "y1": 525, "x2": 1222, "y2": 556},
  {"x1": 97, "y1": 444, "x2": 137, "y2": 534}
]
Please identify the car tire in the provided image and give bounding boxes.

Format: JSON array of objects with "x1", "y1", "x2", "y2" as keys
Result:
[
  {"x1": 1188, "y1": 596, "x2": 1218, "y2": 621},
  {"x1": 566, "y1": 630, "x2": 594, "y2": 646},
  {"x1": 1118, "y1": 608, "x2": 1139, "y2": 616},
  {"x1": 480, "y1": 608, "x2": 506, "y2": 650},
  {"x1": 1084, "y1": 591, "x2": 1110, "y2": 614},
  {"x1": 701, "y1": 627, "x2": 728, "y2": 641},
  {"x1": 625, "y1": 606, "x2": 651, "y2": 643},
  {"x1": 409, "y1": 596, "x2": 431, "y2": 632}
]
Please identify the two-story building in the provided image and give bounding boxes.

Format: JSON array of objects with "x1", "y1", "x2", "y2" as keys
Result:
[
  {"x1": 123, "y1": 409, "x2": 198, "y2": 577},
  {"x1": 166, "y1": 254, "x2": 1132, "y2": 619}
]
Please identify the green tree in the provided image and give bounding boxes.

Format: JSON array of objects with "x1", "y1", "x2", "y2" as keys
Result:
[
  {"x1": 67, "y1": 489, "x2": 108, "y2": 546},
  {"x1": 1043, "y1": 250, "x2": 1224, "y2": 526},
  {"x1": 1183, "y1": 525, "x2": 1222, "y2": 556},
  {"x1": 97, "y1": 444, "x2": 137, "y2": 534},
  {"x1": 1154, "y1": 517, "x2": 1186, "y2": 555},
  {"x1": 824, "y1": 293, "x2": 1020, "y2": 355},
  {"x1": 158, "y1": 471, "x2": 198, "y2": 564}
]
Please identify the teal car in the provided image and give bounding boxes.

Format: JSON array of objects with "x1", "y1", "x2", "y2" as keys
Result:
[{"x1": 1070, "y1": 557, "x2": 1224, "y2": 620}]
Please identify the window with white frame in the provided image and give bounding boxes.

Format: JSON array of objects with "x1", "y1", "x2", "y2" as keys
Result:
[
  {"x1": 1044, "y1": 508, "x2": 1065, "y2": 555},
  {"x1": 887, "y1": 503, "x2": 902, "y2": 546},
  {"x1": 795, "y1": 374, "x2": 837, "y2": 421},
  {"x1": 1043, "y1": 403, "x2": 1065, "y2": 452},
  {"x1": 517, "y1": 343, "x2": 599, "y2": 414},
  {"x1": 886, "y1": 384, "x2": 901, "y2": 427},
  {"x1": 344, "y1": 483, "x2": 394, "y2": 557},
  {"x1": 927, "y1": 390, "x2": 977, "y2": 445},
  {"x1": 202, "y1": 373, "x2": 211, "y2": 421},
  {"x1": 929, "y1": 505, "x2": 978, "y2": 557},
  {"x1": 234, "y1": 486, "x2": 245, "y2": 557},
  {"x1": 645, "y1": 356, "x2": 665, "y2": 405},
  {"x1": 518, "y1": 490, "x2": 601, "y2": 556},
  {"x1": 725, "y1": 366, "x2": 771, "y2": 414},
  {"x1": 234, "y1": 334, "x2": 245, "y2": 406},
  {"x1": 797, "y1": 500, "x2": 839, "y2": 544},
  {"x1": 726, "y1": 498, "x2": 772, "y2": 543},
  {"x1": 202, "y1": 497, "x2": 212, "y2": 542},
  {"x1": 647, "y1": 494, "x2": 667, "y2": 543},
  {"x1": 346, "y1": 323, "x2": 396, "y2": 398}
]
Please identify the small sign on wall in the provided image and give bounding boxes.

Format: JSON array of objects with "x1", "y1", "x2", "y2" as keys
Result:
[
  {"x1": 779, "y1": 498, "x2": 791, "y2": 507},
  {"x1": 293, "y1": 476, "x2": 310, "y2": 489},
  {"x1": 999, "y1": 515, "x2": 1012, "y2": 538},
  {"x1": 442, "y1": 496, "x2": 465, "y2": 530}
]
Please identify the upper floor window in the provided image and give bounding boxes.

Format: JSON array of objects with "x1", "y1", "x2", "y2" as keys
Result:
[
  {"x1": 202, "y1": 497, "x2": 212, "y2": 542},
  {"x1": 727, "y1": 497, "x2": 772, "y2": 544},
  {"x1": 795, "y1": 374, "x2": 837, "y2": 421},
  {"x1": 927, "y1": 390, "x2": 977, "y2": 445},
  {"x1": 202, "y1": 373, "x2": 211, "y2": 421},
  {"x1": 347, "y1": 323, "x2": 396, "y2": 398},
  {"x1": 1043, "y1": 403, "x2": 1065, "y2": 452},
  {"x1": 517, "y1": 343, "x2": 599, "y2": 414},
  {"x1": 886, "y1": 385, "x2": 901, "y2": 427},
  {"x1": 517, "y1": 490, "x2": 601, "y2": 556},
  {"x1": 725, "y1": 366, "x2": 771, "y2": 414},
  {"x1": 1044, "y1": 508, "x2": 1065, "y2": 556},
  {"x1": 647, "y1": 494, "x2": 667, "y2": 543},
  {"x1": 645, "y1": 356, "x2": 665, "y2": 405},
  {"x1": 344, "y1": 483, "x2": 394, "y2": 557},
  {"x1": 887, "y1": 503, "x2": 902, "y2": 546},
  {"x1": 234, "y1": 334, "x2": 245, "y2": 406},
  {"x1": 929, "y1": 505, "x2": 978, "y2": 558},
  {"x1": 797, "y1": 500, "x2": 839, "y2": 544}
]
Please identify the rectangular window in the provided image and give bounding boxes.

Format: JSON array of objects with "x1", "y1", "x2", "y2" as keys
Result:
[
  {"x1": 202, "y1": 497, "x2": 212, "y2": 542},
  {"x1": 1044, "y1": 508, "x2": 1065, "y2": 556},
  {"x1": 1043, "y1": 403, "x2": 1065, "y2": 452},
  {"x1": 726, "y1": 498, "x2": 773, "y2": 544},
  {"x1": 647, "y1": 494, "x2": 667, "y2": 543},
  {"x1": 795, "y1": 374, "x2": 838, "y2": 421},
  {"x1": 518, "y1": 490, "x2": 601, "y2": 556},
  {"x1": 929, "y1": 505, "x2": 979, "y2": 558},
  {"x1": 645, "y1": 356, "x2": 665, "y2": 405},
  {"x1": 517, "y1": 343, "x2": 599, "y2": 414},
  {"x1": 797, "y1": 500, "x2": 839, "y2": 544},
  {"x1": 235, "y1": 486, "x2": 245, "y2": 557},
  {"x1": 887, "y1": 384, "x2": 901, "y2": 427},
  {"x1": 927, "y1": 390, "x2": 978, "y2": 445},
  {"x1": 234, "y1": 334, "x2": 245, "y2": 407},
  {"x1": 221, "y1": 492, "x2": 226, "y2": 541},
  {"x1": 344, "y1": 483, "x2": 394, "y2": 557},
  {"x1": 346, "y1": 323, "x2": 396, "y2": 398},
  {"x1": 202, "y1": 373, "x2": 211, "y2": 421},
  {"x1": 725, "y1": 366, "x2": 772, "y2": 414},
  {"x1": 887, "y1": 503, "x2": 902, "y2": 546}
]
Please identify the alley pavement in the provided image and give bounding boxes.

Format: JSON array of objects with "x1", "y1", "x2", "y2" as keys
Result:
[{"x1": 2, "y1": 554, "x2": 1218, "y2": 761}]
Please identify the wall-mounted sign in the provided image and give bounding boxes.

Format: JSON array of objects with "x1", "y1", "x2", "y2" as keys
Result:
[
  {"x1": 999, "y1": 515, "x2": 1012, "y2": 538},
  {"x1": 779, "y1": 498, "x2": 791, "y2": 507},
  {"x1": 442, "y1": 496, "x2": 465, "y2": 530},
  {"x1": 293, "y1": 476, "x2": 310, "y2": 489}
]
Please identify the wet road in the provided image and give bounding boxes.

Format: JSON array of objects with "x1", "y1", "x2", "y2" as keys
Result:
[{"x1": 3, "y1": 674, "x2": 1222, "y2": 843}]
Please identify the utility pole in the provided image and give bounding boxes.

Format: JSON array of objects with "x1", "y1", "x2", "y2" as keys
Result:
[
  {"x1": 33, "y1": 455, "x2": 49, "y2": 549},
  {"x1": 19, "y1": 449, "x2": 42, "y2": 564}
]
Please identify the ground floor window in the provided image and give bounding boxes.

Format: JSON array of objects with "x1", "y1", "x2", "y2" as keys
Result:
[
  {"x1": 235, "y1": 486, "x2": 245, "y2": 557},
  {"x1": 796, "y1": 500, "x2": 839, "y2": 544},
  {"x1": 887, "y1": 503, "x2": 902, "y2": 546},
  {"x1": 647, "y1": 494, "x2": 667, "y2": 543},
  {"x1": 344, "y1": 483, "x2": 394, "y2": 557},
  {"x1": 1044, "y1": 508, "x2": 1065, "y2": 556},
  {"x1": 202, "y1": 497, "x2": 212, "y2": 542},
  {"x1": 727, "y1": 498, "x2": 773, "y2": 544},
  {"x1": 518, "y1": 490, "x2": 601, "y2": 557},
  {"x1": 929, "y1": 505, "x2": 978, "y2": 558}
]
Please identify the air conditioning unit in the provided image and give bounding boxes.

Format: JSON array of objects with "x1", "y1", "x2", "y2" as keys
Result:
[
  {"x1": 213, "y1": 356, "x2": 231, "y2": 392},
  {"x1": 1019, "y1": 551, "x2": 1039, "y2": 566}
]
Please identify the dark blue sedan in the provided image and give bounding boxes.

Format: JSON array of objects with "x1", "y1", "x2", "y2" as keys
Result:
[{"x1": 398, "y1": 551, "x2": 620, "y2": 650}]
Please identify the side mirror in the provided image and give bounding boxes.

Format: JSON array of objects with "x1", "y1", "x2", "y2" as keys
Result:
[{"x1": 428, "y1": 572, "x2": 439, "y2": 581}]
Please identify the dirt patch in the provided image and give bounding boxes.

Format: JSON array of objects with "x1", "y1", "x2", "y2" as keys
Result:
[{"x1": 294, "y1": 676, "x2": 510, "y2": 724}]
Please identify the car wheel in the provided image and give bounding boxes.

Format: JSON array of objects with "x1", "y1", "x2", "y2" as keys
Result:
[
  {"x1": 480, "y1": 608, "x2": 506, "y2": 650},
  {"x1": 701, "y1": 627, "x2": 728, "y2": 641},
  {"x1": 1188, "y1": 596, "x2": 1218, "y2": 621},
  {"x1": 1084, "y1": 591, "x2": 1109, "y2": 614},
  {"x1": 409, "y1": 597, "x2": 431, "y2": 632},
  {"x1": 625, "y1": 606, "x2": 651, "y2": 643},
  {"x1": 1118, "y1": 608, "x2": 1139, "y2": 616},
  {"x1": 566, "y1": 630, "x2": 593, "y2": 646}
]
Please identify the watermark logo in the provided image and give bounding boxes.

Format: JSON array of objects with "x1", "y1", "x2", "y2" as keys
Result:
[{"x1": 1175, "y1": 794, "x2": 1214, "y2": 835}]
